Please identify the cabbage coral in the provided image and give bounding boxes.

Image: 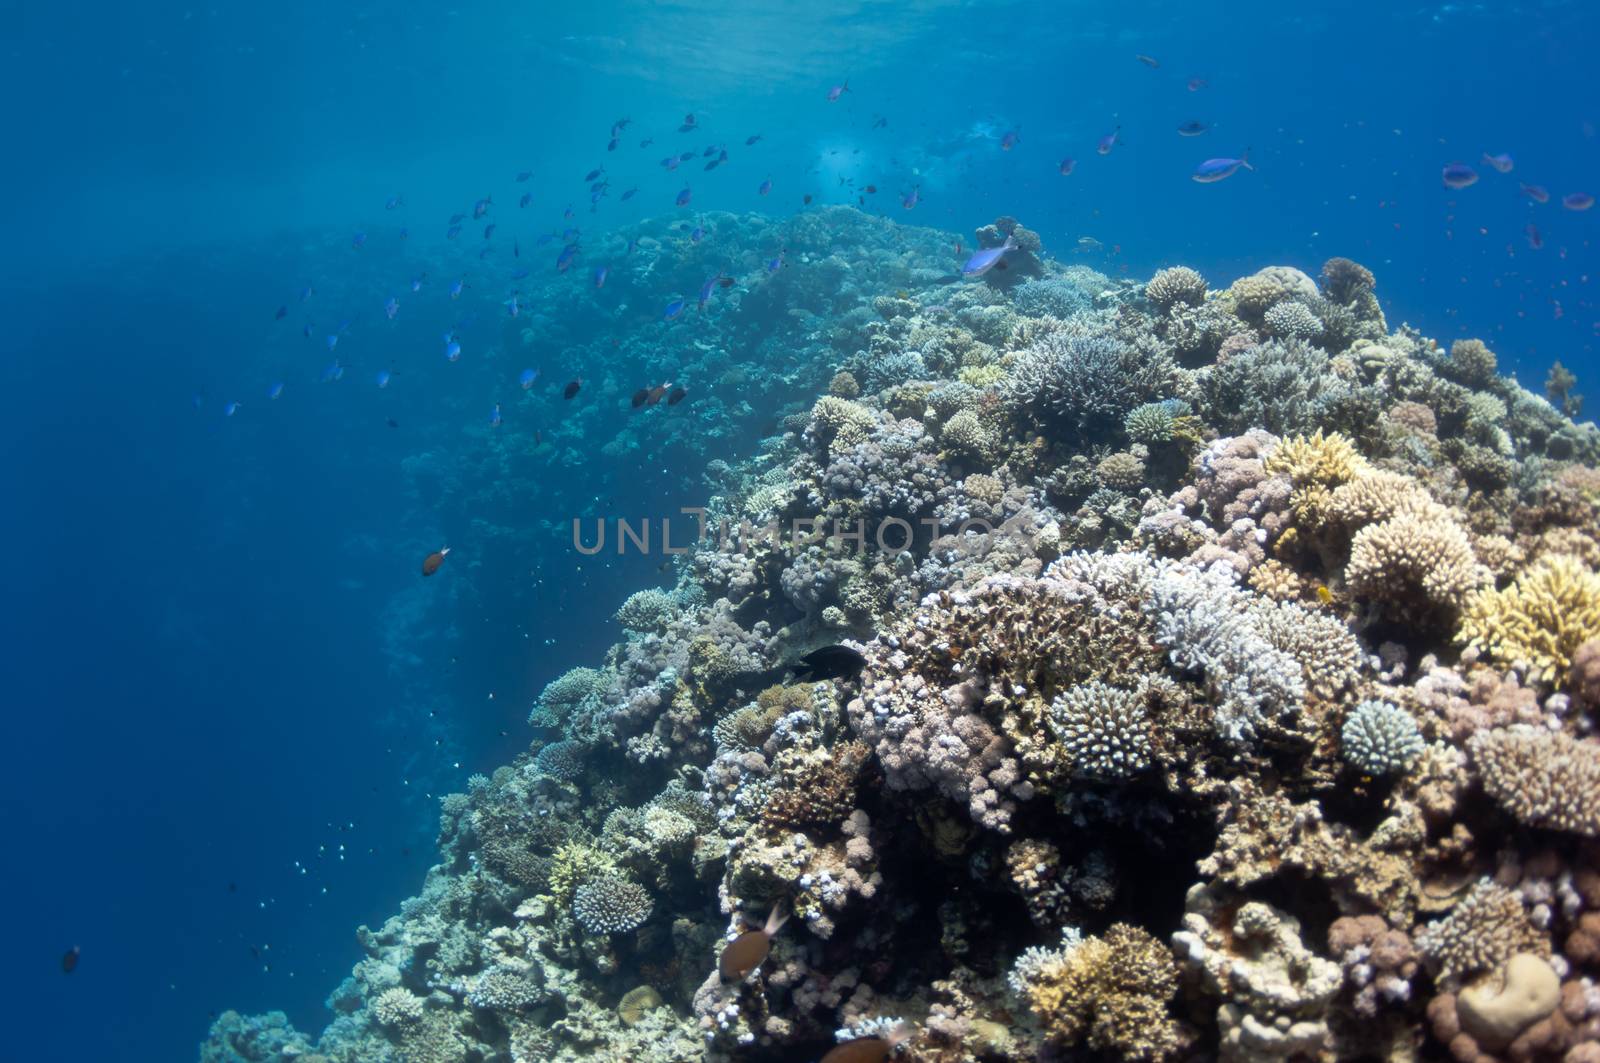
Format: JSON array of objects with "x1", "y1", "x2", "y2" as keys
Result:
[{"x1": 1458, "y1": 554, "x2": 1600, "y2": 680}]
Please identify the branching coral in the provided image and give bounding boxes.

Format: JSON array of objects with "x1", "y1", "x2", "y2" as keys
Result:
[
  {"x1": 1416, "y1": 879, "x2": 1547, "y2": 982},
  {"x1": 1024, "y1": 923, "x2": 1183, "y2": 1061},
  {"x1": 1047, "y1": 681, "x2": 1153, "y2": 780},
  {"x1": 1459, "y1": 554, "x2": 1600, "y2": 680},
  {"x1": 1341, "y1": 700, "x2": 1425, "y2": 776},
  {"x1": 1468, "y1": 727, "x2": 1600, "y2": 835}
]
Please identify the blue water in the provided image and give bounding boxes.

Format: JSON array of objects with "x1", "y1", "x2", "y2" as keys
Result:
[{"x1": 4, "y1": 1, "x2": 1596, "y2": 1059}]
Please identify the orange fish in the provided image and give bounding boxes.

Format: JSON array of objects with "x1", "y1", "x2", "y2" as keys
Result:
[
  {"x1": 421, "y1": 547, "x2": 450, "y2": 577},
  {"x1": 719, "y1": 903, "x2": 788, "y2": 980},
  {"x1": 820, "y1": 1025, "x2": 911, "y2": 1063}
]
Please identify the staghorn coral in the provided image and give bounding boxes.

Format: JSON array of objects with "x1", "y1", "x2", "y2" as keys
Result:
[
  {"x1": 1469, "y1": 727, "x2": 1600, "y2": 835},
  {"x1": 1459, "y1": 554, "x2": 1600, "y2": 681}
]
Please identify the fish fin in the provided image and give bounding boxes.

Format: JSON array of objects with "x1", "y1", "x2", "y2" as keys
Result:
[
  {"x1": 1241, "y1": 148, "x2": 1254, "y2": 170},
  {"x1": 764, "y1": 902, "x2": 790, "y2": 937}
]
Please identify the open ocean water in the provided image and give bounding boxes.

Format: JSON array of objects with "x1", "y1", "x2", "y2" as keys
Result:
[{"x1": 4, "y1": 1, "x2": 1598, "y2": 1061}]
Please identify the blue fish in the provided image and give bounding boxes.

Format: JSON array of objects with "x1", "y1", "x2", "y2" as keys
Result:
[
  {"x1": 1000, "y1": 130, "x2": 1020, "y2": 151},
  {"x1": 520, "y1": 192, "x2": 532, "y2": 208},
  {"x1": 376, "y1": 369, "x2": 392, "y2": 389},
  {"x1": 563, "y1": 205, "x2": 574, "y2": 220},
  {"x1": 490, "y1": 403, "x2": 502, "y2": 428},
  {"x1": 608, "y1": 137, "x2": 619, "y2": 151},
  {"x1": 447, "y1": 224, "x2": 462, "y2": 240},
  {"x1": 450, "y1": 278, "x2": 465, "y2": 299},
  {"x1": 1177, "y1": 120, "x2": 1208, "y2": 136},
  {"x1": 411, "y1": 273, "x2": 426, "y2": 292},
  {"x1": 1097, "y1": 126, "x2": 1121, "y2": 155},
  {"x1": 621, "y1": 187, "x2": 638, "y2": 201},
  {"x1": 556, "y1": 243, "x2": 580, "y2": 272},
  {"x1": 322, "y1": 360, "x2": 345, "y2": 382},
  {"x1": 224, "y1": 401, "x2": 242, "y2": 417},
  {"x1": 385, "y1": 195, "x2": 402, "y2": 210},
  {"x1": 691, "y1": 226, "x2": 704, "y2": 243},
  {"x1": 758, "y1": 178, "x2": 772, "y2": 196},
  {"x1": 584, "y1": 167, "x2": 604, "y2": 181},
  {"x1": 326, "y1": 333, "x2": 340, "y2": 351},
  {"x1": 504, "y1": 294, "x2": 521, "y2": 317},
  {"x1": 902, "y1": 186, "x2": 920, "y2": 209},
  {"x1": 962, "y1": 236, "x2": 1015, "y2": 277},
  {"x1": 663, "y1": 297, "x2": 686, "y2": 320},
  {"x1": 473, "y1": 196, "x2": 492, "y2": 219},
  {"x1": 1192, "y1": 150, "x2": 1252, "y2": 183},
  {"x1": 449, "y1": 213, "x2": 466, "y2": 224},
  {"x1": 384, "y1": 296, "x2": 399, "y2": 320},
  {"x1": 445, "y1": 339, "x2": 462, "y2": 362},
  {"x1": 676, "y1": 186, "x2": 692, "y2": 207},
  {"x1": 536, "y1": 233, "x2": 555, "y2": 246},
  {"x1": 697, "y1": 274, "x2": 718, "y2": 310},
  {"x1": 767, "y1": 251, "x2": 785, "y2": 272},
  {"x1": 267, "y1": 382, "x2": 284, "y2": 400},
  {"x1": 302, "y1": 324, "x2": 314, "y2": 339},
  {"x1": 1059, "y1": 158, "x2": 1076, "y2": 175},
  {"x1": 511, "y1": 267, "x2": 530, "y2": 280},
  {"x1": 627, "y1": 238, "x2": 639, "y2": 255},
  {"x1": 519, "y1": 368, "x2": 540, "y2": 390},
  {"x1": 516, "y1": 170, "x2": 532, "y2": 182},
  {"x1": 594, "y1": 265, "x2": 609, "y2": 288},
  {"x1": 663, "y1": 156, "x2": 680, "y2": 171},
  {"x1": 299, "y1": 285, "x2": 314, "y2": 302},
  {"x1": 746, "y1": 134, "x2": 763, "y2": 145},
  {"x1": 485, "y1": 223, "x2": 497, "y2": 239}
]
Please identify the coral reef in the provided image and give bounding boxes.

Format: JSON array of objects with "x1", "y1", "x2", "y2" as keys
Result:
[{"x1": 201, "y1": 229, "x2": 1600, "y2": 1063}]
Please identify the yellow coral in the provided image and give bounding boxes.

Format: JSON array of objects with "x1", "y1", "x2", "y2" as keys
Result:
[
  {"x1": 1348, "y1": 508, "x2": 1489, "y2": 615},
  {"x1": 1326, "y1": 469, "x2": 1439, "y2": 527},
  {"x1": 1026, "y1": 924, "x2": 1182, "y2": 1061},
  {"x1": 958, "y1": 363, "x2": 1007, "y2": 389},
  {"x1": 547, "y1": 841, "x2": 616, "y2": 905},
  {"x1": 1265, "y1": 430, "x2": 1371, "y2": 488},
  {"x1": 1459, "y1": 555, "x2": 1600, "y2": 681}
]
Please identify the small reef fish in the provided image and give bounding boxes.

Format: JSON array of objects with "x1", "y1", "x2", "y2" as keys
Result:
[
  {"x1": 1526, "y1": 223, "x2": 1544, "y2": 250},
  {"x1": 1192, "y1": 151, "x2": 1253, "y2": 183},
  {"x1": 515, "y1": 170, "x2": 532, "y2": 182},
  {"x1": 620, "y1": 187, "x2": 638, "y2": 201},
  {"x1": 746, "y1": 133, "x2": 763, "y2": 145},
  {"x1": 871, "y1": 115, "x2": 887, "y2": 129},
  {"x1": 593, "y1": 265, "x2": 609, "y2": 288},
  {"x1": 385, "y1": 195, "x2": 402, "y2": 210},
  {"x1": 820, "y1": 1026, "x2": 913, "y2": 1063},
  {"x1": 376, "y1": 370, "x2": 392, "y2": 388},
  {"x1": 697, "y1": 275, "x2": 719, "y2": 309},
  {"x1": 718, "y1": 275, "x2": 735, "y2": 287},
  {"x1": 803, "y1": 194, "x2": 813, "y2": 204},
  {"x1": 504, "y1": 294, "x2": 520, "y2": 317},
  {"x1": 1097, "y1": 127, "x2": 1121, "y2": 155},
  {"x1": 758, "y1": 177, "x2": 772, "y2": 195},
  {"x1": 384, "y1": 296, "x2": 399, "y2": 320},
  {"x1": 274, "y1": 305, "x2": 287, "y2": 320},
  {"x1": 1000, "y1": 130, "x2": 1020, "y2": 151},
  {"x1": 680, "y1": 112, "x2": 696, "y2": 131},
  {"x1": 1135, "y1": 53, "x2": 1160, "y2": 67},
  {"x1": 902, "y1": 186, "x2": 920, "y2": 209},
  {"x1": 519, "y1": 368, "x2": 540, "y2": 390},
  {"x1": 1058, "y1": 157, "x2": 1076, "y2": 175},
  {"x1": 62, "y1": 947, "x2": 80, "y2": 974},
  {"x1": 489, "y1": 403, "x2": 502, "y2": 428},
  {"x1": 962, "y1": 235, "x2": 1015, "y2": 277},
  {"x1": 667, "y1": 386, "x2": 687, "y2": 405},
  {"x1": 1441, "y1": 162, "x2": 1478, "y2": 189},
  {"x1": 473, "y1": 196, "x2": 491, "y2": 219},
  {"x1": 1482, "y1": 152, "x2": 1514, "y2": 174},
  {"x1": 690, "y1": 225, "x2": 704, "y2": 243},
  {"x1": 411, "y1": 273, "x2": 426, "y2": 292},
  {"x1": 607, "y1": 137, "x2": 618, "y2": 151},
  {"x1": 557, "y1": 243, "x2": 580, "y2": 272},
  {"x1": 1187, "y1": 76, "x2": 1208, "y2": 91},
  {"x1": 224, "y1": 401, "x2": 242, "y2": 417},
  {"x1": 450, "y1": 278, "x2": 465, "y2": 299},
  {"x1": 562, "y1": 379, "x2": 582, "y2": 399},
  {"x1": 484, "y1": 223, "x2": 496, "y2": 239},
  {"x1": 662, "y1": 155, "x2": 681, "y2": 171},
  {"x1": 676, "y1": 186, "x2": 692, "y2": 207},
  {"x1": 663, "y1": 297, "x2": 687, "y2": 320},
  {"x1": 1521, "y1": 182, "x2": 1551, "y2": 203},
  {"x1": 1177, "y1": 120, "x2": 1208, "y2": 136},
  {"x1": 826, "y1": 79, "x2": 849, "y2": 101},
  {"x1": 446, "y1": 224, "x2": 461, "y2": 240},
  {"x1": 268, "y1": 381, "x2": 284, "y2": 400},
  {"x1": 322, "y1": 360, "x2": 345, "y2": 382},
  {"x1": 1563, "y1": 192, "x2": 1595, "y2": 211},
  {"x1": 719, "y1": 904, "x2": 789, "y2": 980},
  {"x1": 421, "y1": 547, "x2": 450, "y2": 577},
  {"x1": 445, "y1": 339, "x2": 462, "y2": 362},
  {"x1": 520, "y1": 192, "x2": 532, "y2": 208},
  {"x1": 299, "y1": 285, "x2": 314, "y2": 302},
  {"x1": 325, "y1": 333, "x2": 340, "y2": 351},
  {"x1": 767, "y1": 250, "x2": 786, "y2": 272},
  {"x1": 791, "y1": 644, "x2": 868, "y2": 682}
]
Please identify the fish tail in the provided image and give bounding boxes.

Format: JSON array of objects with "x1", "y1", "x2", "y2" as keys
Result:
[
  {"x1": 764, "y1": 902, "x2": 790, "y2": 937},
  {"x1": 1242, "y1": 148, "x2": 1254, "y2": 170}
]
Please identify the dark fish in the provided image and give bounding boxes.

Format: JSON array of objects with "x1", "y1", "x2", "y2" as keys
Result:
[
  {"x1": 667, "y1": 386, "x2": 687, "y2": 405},
  {"x1": 520, "y1": 192, "x2": 532, "y2": 208},
  {"x1": 563, "y1": 379, "x2": 582, "y2": 399},
  {"x1": 421, "y1": 548, "x2": 450, "y2": 577},
  {"x1": 607, "y1": 137, "x2": 618, "y2": 151},
  {"x1": 632, "y1": 388, "x2": 649, "y2": 408},
  {"x1": 718, "y1": 275, "x2": 735, "y2": 287},
  {"x1": 275, "y1": 305, "x2": 287, "y2": 320},
  {"x1": 584, "y1": 167, "x2": 604, "y2": 181},
  {"x1": 791, "y1": 644, "x2": 868, "y2": 682},
  {"x1": 864, "y1": 184, "x2": 876, "y2": 193},
  {"x1": 820, "y1": 1037, "x2": 898, "y2": 1063},
  {"x1": 1441, "y1": 162, "x2": 1478, "y2": 189},
  {"x1": 386, "y1": 417, "x2": 399, "y2": 428},
  {"x1": 646, "y1": 383, "x2": 669, "y2": 405},
  {"x1": 1177, "y1": 120, "x2": 1208, "y2": 136},
  {"x1": 719, "y1": 904, "x2": 789, "y2": 980},
  {"x1": 803, "y1": 194, "x2": 813, "y2": 204},
  {"x1": 516, "y1": 170, "x2": 532, "y2": 182},
  {"x1": 62, "y1": 947, "x2": 80, "y2": 974},
  {"x1": 746, "y1": 133, "x2": 763, "y2": 145}
]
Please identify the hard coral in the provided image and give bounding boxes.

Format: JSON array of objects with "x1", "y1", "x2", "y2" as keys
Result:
[
  {"x1": 1047, "y1": 680, "x2": 1153, "y2": 781},
  {"x1": 1145, "y1": 266, "x2": 1207, "y2": 309},
  {"x1": 1341, "y1": 700, "x2": 1425, "y2": 776},
  {"x1": 1469, "y1": 727, "x2": 1600, "y2": 836},
  {"x1": 1416, "y1": 878, "x2": 1547, "y2": 982},
  {"x1": 1025, "y1": 923, "x2": 1184, "y2": 1061},
  {"x1": 1459, "y1": 554, "x2": 1600, "y2": 681}
]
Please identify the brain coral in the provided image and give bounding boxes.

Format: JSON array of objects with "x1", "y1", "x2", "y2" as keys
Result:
[
  {"x1": 1341, "y1": 700, "x2": 1425, "y2": 776},
  {"x1": 1458, "y1": 554, "x2": 1600, "y2": 680},
  {"x1": 1468, "y1": 727, "x2": 1600, "y2": 836}
]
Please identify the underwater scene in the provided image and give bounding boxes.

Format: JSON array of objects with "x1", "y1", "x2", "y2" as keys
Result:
[{"x1": 9, "y1": 0, "x2": 1600, "y2": 1060}]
